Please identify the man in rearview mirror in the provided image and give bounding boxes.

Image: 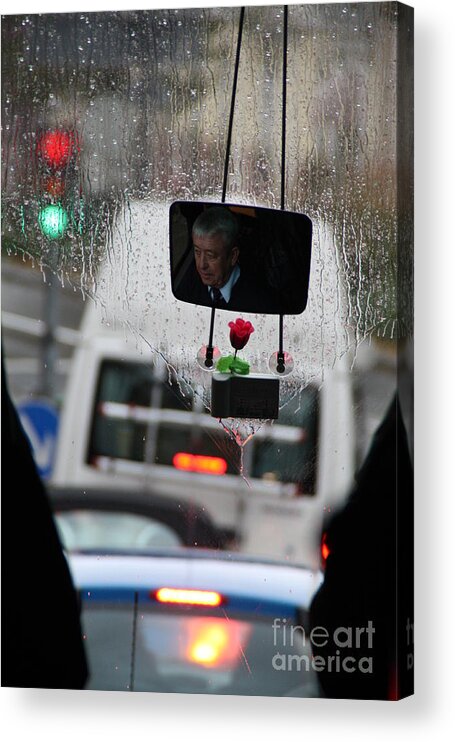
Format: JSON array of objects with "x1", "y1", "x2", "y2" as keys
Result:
[
  {"x1": 177, "y1": 206, "x2": 278, "y2": 314},
  {"x1": 193, "y1": 207, "x2": 240, "y2": 301}
]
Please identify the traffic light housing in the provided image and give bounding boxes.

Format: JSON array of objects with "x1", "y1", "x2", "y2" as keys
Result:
[{"x1": 35, "y1": 128, "x2": 80, "y2": 240}]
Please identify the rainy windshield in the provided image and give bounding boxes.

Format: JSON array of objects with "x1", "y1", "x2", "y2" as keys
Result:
[
  {"x1": 2, "y1": 2, "x2": 411, "y2": 448},
  {"x1": 1, "y1": 3, "x2": 413, "y2": 699}
]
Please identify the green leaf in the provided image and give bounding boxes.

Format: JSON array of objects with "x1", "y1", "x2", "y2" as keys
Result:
[
  {"x1": 216, "y1": 355, "x2": 235, "y2": 373},
  {"x1": 216, "y1": 355, "x2": 250, "y2": 375},
  {"x1": 231, "y1": 357, "x2": 250, "y2": 375}
]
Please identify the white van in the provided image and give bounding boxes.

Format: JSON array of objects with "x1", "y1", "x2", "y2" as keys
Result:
[{"x1": 52, "y1": 200, "x2": 356, "y2": 568}]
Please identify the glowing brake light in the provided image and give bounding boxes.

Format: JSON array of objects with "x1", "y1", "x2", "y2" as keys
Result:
[
  {"x1": 173, "y1": 452, "x2": 227, "y2": 476},
  {"x1": 154, "y1": 587, "x2": 223, "y2": 607},
  {"x1": 321, "y1": 532, "x2": 331, "y2": 563},
  {"x1": 184, "y1": 619, "x2": 251, "y2": 668},
  {"x1": 188, "y1": 624, "x2": 230, "y2": 665}
]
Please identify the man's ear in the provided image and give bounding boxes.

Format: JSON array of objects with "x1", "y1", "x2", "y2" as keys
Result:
[{"x1": 231, "y1": 246, "x2": 239, "y2": 266}]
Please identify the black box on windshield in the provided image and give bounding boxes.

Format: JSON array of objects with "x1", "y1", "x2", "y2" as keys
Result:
[{"x1": 211, "y1": 373, "x2": 280, "y2": 419}]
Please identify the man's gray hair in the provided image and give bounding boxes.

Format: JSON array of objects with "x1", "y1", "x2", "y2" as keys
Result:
[{"x1": 192, "y1": 206, "x2": 239, "y2": 252}]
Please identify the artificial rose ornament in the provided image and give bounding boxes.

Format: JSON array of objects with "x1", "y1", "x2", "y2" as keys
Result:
[
  {"x1": 228, "y1": 318, "x2": 254, "y2": 350},
  {"x1": 217, "y1": 318, "x2": 255, "y2": 375}
]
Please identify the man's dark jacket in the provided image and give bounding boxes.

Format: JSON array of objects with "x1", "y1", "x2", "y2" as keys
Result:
[{"x1": 175, "y1": 261, "x2": 280, "y2": 314}]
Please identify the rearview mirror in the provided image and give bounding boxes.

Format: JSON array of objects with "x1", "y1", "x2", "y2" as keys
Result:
[{"x1": 169, "y1": 201, "x2": 312, "y2": 315}]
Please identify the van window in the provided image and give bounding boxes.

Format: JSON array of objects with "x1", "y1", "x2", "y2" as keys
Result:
[
  {"x1": 87, "y1": 360, "x2": 318, "y2": 493},
  {"x1": 252, "y1": 386, "x2": 319, "y2": 494}
]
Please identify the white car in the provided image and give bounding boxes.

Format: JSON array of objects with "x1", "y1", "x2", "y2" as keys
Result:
[{"x1": 68, "y1": 548, "x2": 323, "y2": 697}]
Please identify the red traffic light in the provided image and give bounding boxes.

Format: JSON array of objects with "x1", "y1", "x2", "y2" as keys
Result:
[{"x1": 37, "y1": 130, "x2": 78, "y2": 170}]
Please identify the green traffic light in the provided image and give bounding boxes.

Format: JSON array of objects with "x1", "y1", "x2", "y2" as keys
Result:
[{"x1": 38, "y1": 204, "x2": 69, "y2": 239}]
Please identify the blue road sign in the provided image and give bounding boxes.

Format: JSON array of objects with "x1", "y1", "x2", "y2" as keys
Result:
[{"x1": 17, "y1": 399, "x2": 59, "y2": 480}]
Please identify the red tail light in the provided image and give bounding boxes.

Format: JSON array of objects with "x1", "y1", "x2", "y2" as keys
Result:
[{"x1": 321, "y1": 532, "x2": 331, "y2": 563}]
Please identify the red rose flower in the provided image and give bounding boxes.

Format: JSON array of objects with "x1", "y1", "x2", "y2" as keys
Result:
[{"x1": 228, "y1": 318, "x2": 255, "y2": 350}]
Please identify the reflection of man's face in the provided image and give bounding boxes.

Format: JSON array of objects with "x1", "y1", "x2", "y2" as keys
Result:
[{"x1": 193, "y1": 232, "x2": 239, "y2": 289}]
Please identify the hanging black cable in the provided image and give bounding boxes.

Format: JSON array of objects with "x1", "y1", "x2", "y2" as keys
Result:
[
  {"x1": 222, "y1": 6, "x2": 245, "y2": 203},
  {"x1": 206, "y1": 7, "x2": 245, "y2": 367},
  {"x1": 280, "y1": 4, "x2": 288, "y2": 212},
  {"x1": 277, "y1": 4, "x2": 288, "y2": 374},
  {"x1": 205, "y1": 306, "x2": 217, "y2": 368},
  {"x1": 277, "y1": 315, "x2": 285, "y2": 373}
]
